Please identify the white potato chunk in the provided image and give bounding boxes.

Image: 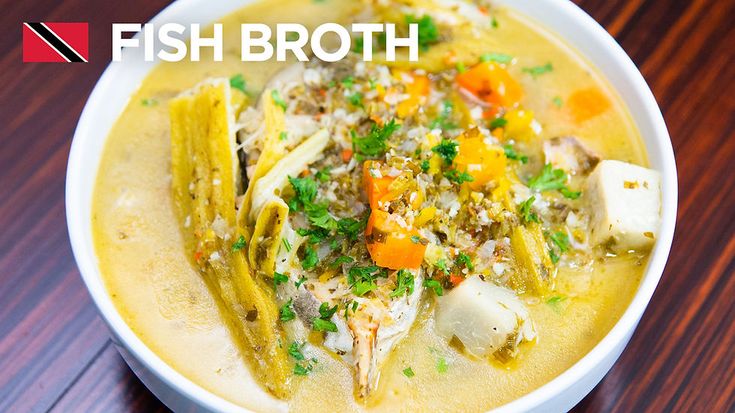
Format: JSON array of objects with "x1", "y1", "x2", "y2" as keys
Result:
[
  {"x1": 584, "y1": 160, "x2": 661, "y2": 252},
  {"x1": 434, "y1": 276, "x2": 536, "y2": 358}
]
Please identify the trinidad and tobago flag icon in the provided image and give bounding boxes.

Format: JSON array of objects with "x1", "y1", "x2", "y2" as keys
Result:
[{"x1": 23, "y1": 22, "x2": 89, "y2": 63}]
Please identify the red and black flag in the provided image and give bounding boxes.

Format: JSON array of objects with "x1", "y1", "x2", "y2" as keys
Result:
[{"x1": 23, "y1": 22, "x2": 89, "y2": 63}]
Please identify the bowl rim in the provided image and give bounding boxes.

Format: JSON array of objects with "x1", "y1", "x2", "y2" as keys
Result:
[{"x1": 66, "y1": 0, "x2": 677, "y2": 412}]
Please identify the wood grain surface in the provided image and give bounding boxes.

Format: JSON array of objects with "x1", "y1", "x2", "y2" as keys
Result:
[{"x1": 1, "y1": 0, "x2": 733, "y2": 411}]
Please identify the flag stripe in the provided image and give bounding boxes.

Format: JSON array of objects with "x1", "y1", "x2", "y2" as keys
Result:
[{"x1": 24, "y1": 22, "x2": 86, "y2": 63}]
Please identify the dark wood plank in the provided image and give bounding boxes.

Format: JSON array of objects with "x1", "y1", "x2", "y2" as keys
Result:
[{"x1": 0, "y1": 0, "x2": 733, "y2": 412}]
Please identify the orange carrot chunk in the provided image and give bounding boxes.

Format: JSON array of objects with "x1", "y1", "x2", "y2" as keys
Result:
[
  {"x1": 568, "y1": 87, "x2": 610, "y2": 122},
  {"x1": 456, "y1": 62, "x2": 523, "y2": 108},
  {"x1": 365, "y1": 210, "x2": 426, "y2": 270},
  {"x1": 362, "y1": 161, "x2": 395, "y2": 210}
]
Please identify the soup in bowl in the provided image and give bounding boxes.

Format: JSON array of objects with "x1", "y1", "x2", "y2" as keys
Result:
[{"x1": 66, "y1": 0, "x2": 677, "y2": 411}]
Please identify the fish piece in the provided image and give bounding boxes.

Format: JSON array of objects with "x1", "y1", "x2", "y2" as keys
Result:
[
  {"x1": 348, "y1": 270, "x2": 423, "y2": 398},
  {"x1": 543, "y1": 136, "x2": 600, "y2": 175}
]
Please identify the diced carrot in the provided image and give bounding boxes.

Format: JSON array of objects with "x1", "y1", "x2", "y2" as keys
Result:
[
  {"x1": 454, "y1": 129, "x2": 506, "y2": 190},
  {"x1": 365, "y1": 210, "x2": 426, "y2": 270},
  {"x1": 449, "y1": 273, "x2": 465, "y2": 286},
  {"x1": 362, "y1": 161, "x2": 395, "y2": 210},
  {"x1": 341, "y1": 148, "x2": 353, "y2": 162},
  {"x1": 568, "y1": 87, "x2": 610, "y2": 122},
  {"x1": 456, "y1": 62, "x2": 523, "y2": 108},
  {"x1": 396, "y1": 73, "x2": 431, "y2": 118}
]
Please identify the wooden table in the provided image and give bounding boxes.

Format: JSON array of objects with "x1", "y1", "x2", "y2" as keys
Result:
[{"x1": 1, "y1": 0, "x2": 733, "y2": 411}]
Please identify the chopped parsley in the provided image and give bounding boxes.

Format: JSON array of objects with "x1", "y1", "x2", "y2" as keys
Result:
[
  {"x1": 353, "y1": 36, "x2": 364, "y2": 53},
  {"x1": 522, "y1": 62, "x2": 553, "y2": 78},
  {"x1": 301, "y1": 245, "x2": 319, "y2": 270},
  {"x1": 480, "y1": 52, "x2": 513, "y2": 64},
  {"x1": 336, "y1": 216, "x2": 367, "y2": 241},
  {"x1": 295, "y1": 276, "x2": 307, "y2": 288},
  {"x1": 456, "y1": 61, "x2": 467, "y2": 73},
  {"x1": 352, "y1": 119, "x2": 400, "y2": 160},
  {"x1": 546, "y1": 295, "x2": 567, "y2": 313},
  {"x1": 293, "y1": 363, "x2": 313, "y2": 376},
  {"x1": 290, "y1": 341, "x2": 319, "y2": 377},
  {"x1": 229, "y1": 74, "x2": 246, "y2": 93},
  {"x1": 519, "y1": 196, "x2": 540, "y2": 224},
  {"x1": 444, "y1": 169, "x2": 474, "y2": 184},
  {"x1": 297, "y1": 227, "x2": 330, "y2": 244},
  {"x1": 341, "y1": 76, "x2": 354, "y2": 89},
  {"x1": 279, "y1": 131, "x2": 288, "y2": 141},
  {"x1": 390, "y1": 269, "x2": 415, "y2": 298},
  {"x1": 331, "y1": 255, "x2": 354, "y2": 268},
  {"x1": 420, "y1": 159, "x2": 430, "y2": 173},
  {"x1": 431, "y1": 139, "x2": 459, "y2": 165},
  {"x1": 436, "y1": 357, "x2": 448, "y2": 373},
  {"x1": 410, "y1": 235, "x2": 421, "y2": 244},
  {"x1": 552, "y1": 96, "x2": 563, "y2": 108},
  {"x1": 344, "y1": 300, "x2": 359, "y2": 319},
  {"x1": 141, "y1": 98, "x2": 158, "y2": 107},
  {"x1": 288, "y1": 341, "x2": 306, "y2": 361},
  {"x1": 348, "y1": 265, "x2": 387, "y2": 296},
  {"x1": 528, "y1": 163, "x2": 581, "y2": 199},
  {"x1": 279, "y1": 298, "x2": 296, "y2": 322},
  {"x1": 282, "y1": 238, "x2": 292, "y2": 252},
  {"x1": 348, "y1": 92, "x2": 364, "y2": 108},
  {"x1": 405, "y1": 14, "x2": 439, "y2": 51},
  {"x1": 547, "y1": 230, "x2": 571, "y2": 264},
  {"x1": 503, "y1": 144, "x2": 528, "y2": 163},
  {"x1": 403, "y1": 367, "x2": 415, "y2": 378},
  {"x1": 315, "y1": 167, "x2": 331, "y2": 182},
  {"x1": 287, "y1": 176, "x2": 318, "y2": 211},
  {"x1": 455, "y1": 252, "x2": 474, "y2": 271},
  {"x1": 491, "y1": 16, "x2": 499, "y2": 28},
  {"x1": 273, "y1": 271, "x2": 289, "y2": 287},
  {"x1": 423, "y1": 278, "x2": 444, "y2": 296},
  {"x1": 270, "y1": 89, "x2": 288, "y2": 111},
  {"x1": 312, "y1": 302, "x2": 338, "y2": 332},
  {"x1": 231, "y1": 235, "x2": 247, "y2": 252},
  {"x1": 435, "y1": 259, "x2": 449, "y2": 274},
  {"x1": 489, "y1": 117, "x2": 508, "y2": 130}
]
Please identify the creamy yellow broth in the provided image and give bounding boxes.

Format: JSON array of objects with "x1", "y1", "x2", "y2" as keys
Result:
[{"x1": 92, "y1": 1, "x2": 647, "y2": 411}]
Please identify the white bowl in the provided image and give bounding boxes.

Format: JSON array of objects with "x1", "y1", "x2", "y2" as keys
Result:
[{"x1": 66, "y1": 0, "x2": 677, "y2": 411}]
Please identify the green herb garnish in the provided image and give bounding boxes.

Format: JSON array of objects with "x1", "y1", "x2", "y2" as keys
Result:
[
  {"x1": 231, "y1": 235, "x2": 247, "y2": 252},
  {"x1": 519, "y1": 196, "x2": 540, "y2": 224},
  {"x1": 528, "y1": 163, "x2": 580, "y2": 199},
  {"x1": 279, "y1": 298, "x2": 296, "y2": 322},
  {"x1": 348, "y1": 92, "x2": 364, "y2": 108},
  {"x1": 431, "y1": 139, "x2": 459, "y2": 165},
  {"x1": 229, "y1": 74, "x2": 246, "y2": 93},
  {"x1": 403, "y1": 367, "x2": 415, "y2": 378},
  {"x1": 423, "y1": 279, "x2": 444, "y2": 296},
  {"x1": 444, "y1": 169, "x2": 474, "y2": 184},
  {"x1": 522, "y1": 62, "x2": 553, "y2": 78},
  {"x1": 436, "y1": 357, "x2": 448, "y2": 373},
  {"x1": 489, "y1": 117, "x2": 508, "y2": 130},
  {"x1": 480, "y1": 52, "x2": 513, "y2": 64},
  {"x1": 455, "y1": 252, "x2": 474, "y2": 271},
  {"x1": 274, "y1": 271, "x2": 289, "y2": 287},
  {"x1": 331, "y1": 255, "x2": 354, "y2": 268},
  {"x1": 352, "y1": 119, "x2": 400, "y2": 160},
  {"x1": 141, "y1": 98, "x2": 158, "y2": 107},
  {"x1": 405, "y1": 14, "x2": 439, "y2": 51},
  {"x1": 302, "y1": 245, "x2": 319, "y2": 270},
  {"x1": 390, "y1": 269, "x2": 415, "y2": 298},
  {"x1": 503, "y1": 144, "x2": 528, "y2": 163},
  {"x1": 271, "y1": 89, "x2": 288, "y2": 111},
  {"x1": 282, "y1": 238, "x2": 292, "y2": 252}
]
